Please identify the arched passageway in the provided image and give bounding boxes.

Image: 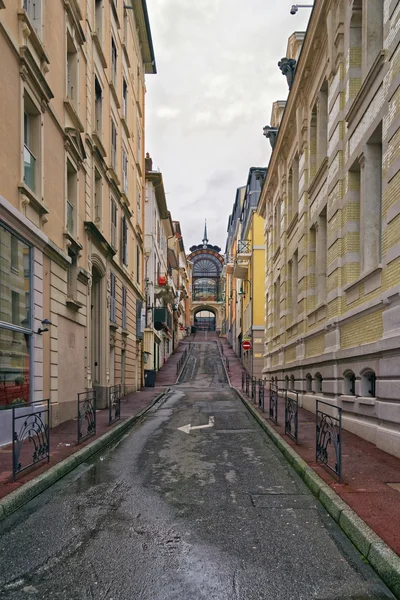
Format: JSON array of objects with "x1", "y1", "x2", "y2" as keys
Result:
[{"x1": 194, "y1": 309, "x2": 216, "y2": 331}]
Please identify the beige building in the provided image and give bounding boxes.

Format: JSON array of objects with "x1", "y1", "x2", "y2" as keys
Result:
[
  {"x1": 259, "y1": 0, "x2": 400, "y2": 458},
  {"x1": 0, "y1": 0, "x2": 156, "y2": 423}
]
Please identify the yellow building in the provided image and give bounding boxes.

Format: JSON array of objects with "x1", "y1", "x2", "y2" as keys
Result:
[
  {"x1": 226, "y1": 168, "x2": 266, "y2": 376},
  {"x1": 0, "y1": 1, "x2": 156, "y2": 423},
  {"x1": 259, "y1": 0, "x2": 400, "y2": 458}
]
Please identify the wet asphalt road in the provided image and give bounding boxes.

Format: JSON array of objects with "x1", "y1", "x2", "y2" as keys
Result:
[{"x1": 0, "y1": 342, "x2": 395, "y2": 599}]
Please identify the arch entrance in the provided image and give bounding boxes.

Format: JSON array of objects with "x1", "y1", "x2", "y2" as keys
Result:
[{"x1": 194, "y1": 308, "x2": 216, "y2": 331}]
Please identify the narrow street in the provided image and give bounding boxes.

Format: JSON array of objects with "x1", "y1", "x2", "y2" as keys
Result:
[{"x1": 0, "y1": 340, "x2": 394, "y2": 600}]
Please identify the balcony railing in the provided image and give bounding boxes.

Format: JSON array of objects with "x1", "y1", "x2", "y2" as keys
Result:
[
  {"x1": 237, "y1": 240, "x2": 252, "y2": 254},
  {"x1": 24, "y1": 145, "x2": 36, "y2": 192}
]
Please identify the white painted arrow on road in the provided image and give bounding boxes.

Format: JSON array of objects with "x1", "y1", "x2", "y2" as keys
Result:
[{"x1": 178, "y1": 416, "x2": 215, "y2": 434}]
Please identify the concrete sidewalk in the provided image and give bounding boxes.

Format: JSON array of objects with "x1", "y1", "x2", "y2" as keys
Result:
[
  {"x1": 0, "y1": 342, "x2": 189, "y2": 502},
  {"x1": 219, "y1": 336, "x2": 400, "y2": 558}
]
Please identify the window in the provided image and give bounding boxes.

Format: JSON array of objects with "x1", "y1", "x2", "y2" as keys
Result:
[
  {"x1": 287, "y1": 155, "x2": 299, "y2": 224},
  {"x1": 111, "y1": 119, "x2": 117, "y2": 171},
  {"x1": 136, "y1": 246, "x2": 140, "y2": 284},
  {"x1": 95, "y1": 0, "x2": 103, "y2": 41},
  {"x1": 122, "y1": 78, "x2": 128, "y2": 120},
  {"x1": 24, "y1": 0, "x2": 42, "y2": 37},
  {"x1": 66, "y1": 160, "x2": 77, "y2": 236},
  {"x1": 67, "y1": 32, "x2": 78, "y2": 109},
  {"x1": 317, "y1": 82, "x2": 328, "y2": 167},
  {"x1": 94, "y1": 76, "x2": 102, "y2": 134},
  {"x1": 110, "y1": 272, "x2": 116, "y2": 323},
  {"x1": 305, "y1": 373, "x2": 312, "y2": 392},
  {"x1": 23, "y1": 95, "x2": 40, "y2": 193},
  {"x1": 111, "y1": 37, "x2": 117, "y2": 88},
  {"x1": 314, "y1": 209, "x2": 327, "y2": 306},
  {"x1": 111, "y1": 198, "x2": 117, "y2": 249},
  {"x1": 122, "y1": 149, "x2": 128, "y2": 193},
  {"x1": 94, "y1": 168, "x2": 102, "y2": 224},
  {"x1": 309, "y1": 104, "x2": 317, "y2": 179},
  {"x1": 291, "y1": 250, "x2": 298, "y2": 322},
  {"x1": 137, "y1": 120, "x2": 141, "y2": 161},
  {"x1": 344, "y1": 371, "x2": 356, "y2": 395},
  {"x1": 315, "y1": 373, "x2": 323, "y2": 393},
  {"x1": 285, "y1": 376, "x2": 289, "y2": 390},
  {"x1": 274, "y1": 276, "x2": 280, "y2": 333},
  {"x1": 121, "y1": 215, "x2": 128, "y2": 266},
  {"x1": 122, "y1": 285, "x2": 127, "y2": 329},
  {"x1": 361, "y1": 123, "x2": 382, "y2": 272},
  {"x1": 361, "y1": 370, "x2": 377, "y2": 397},
  {"x1": 363, "y1": 0, "x2": 383, "y2": 78},
  {"x1": 137, "y1": 182, "x2": 142, "y2": 215},
  {"x1": 349, "y1": 1, "x2": 363, "y2": 99},
  {"x1": 290, "y1": 375, "x2": 295, "y2": 391}
]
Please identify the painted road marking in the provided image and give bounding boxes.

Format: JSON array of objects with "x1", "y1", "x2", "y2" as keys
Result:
[{"x1": 178, "y1": 416, "x2": 215, "y2": 434}]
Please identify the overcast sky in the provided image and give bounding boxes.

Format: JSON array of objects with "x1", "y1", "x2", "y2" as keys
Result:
[{"x1": 145, "y1": 1, "x2": 310, "y2": 251}]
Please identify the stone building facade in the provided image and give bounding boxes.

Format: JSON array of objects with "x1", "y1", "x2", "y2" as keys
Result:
[
  {"x1": 259, "y1": 0, "x2": 400, "y2": 458},
  {"x1": 0, "y1": 1, "x2": 156, "y2": 423}
]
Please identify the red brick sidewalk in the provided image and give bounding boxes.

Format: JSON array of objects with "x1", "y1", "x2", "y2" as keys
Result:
[
  {"x1": 0, "y1": 342, "x2": 189, "y2": 500},
  {"x1": 219, "y1": 336, "x2": 400, "y2": 557}
]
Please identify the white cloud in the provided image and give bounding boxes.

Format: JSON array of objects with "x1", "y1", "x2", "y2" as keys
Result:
[{"x1": 145, "y1": 1, "x2": 311, "y2": 249}]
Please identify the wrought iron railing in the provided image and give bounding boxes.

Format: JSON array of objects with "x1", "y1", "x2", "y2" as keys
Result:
[
  {"x1": 12, "y1": 399, "x2": 50, "y2": 481},
  {"x1": 77, "y1": 389, "x2": 96, "y2": 444},
  {"x1": 251, "y1": 377, "x2": 257, "y2": 402},
  {"x1": 269, "y1": 383, "x2": 279, "y2": 425},
  {"x1": 285, "y1": 391, "x2": 298, "y2": 443},
  {"x1": 245, "y1": 372, "x2": 251, "y2": 396},
  {"x1": 316, "y1": 400, "x2": 342, "y2": 482},
  {"x1": 241, "y1": 370, "x2": 245, "y2": 391},
  {"x1": 258, "y1": 379, "x2": 265, "y2": 412},
  {"x1": 237, "y1": 240, "x2": 252, "y2": 254},
  {"x1": 109, "y1": 384, "x2": 121, "y2": 425}
]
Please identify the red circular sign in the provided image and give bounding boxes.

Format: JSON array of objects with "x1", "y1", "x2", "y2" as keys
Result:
[{"x1": 242, "y1": 340, "x2": 252, "y2": 351}]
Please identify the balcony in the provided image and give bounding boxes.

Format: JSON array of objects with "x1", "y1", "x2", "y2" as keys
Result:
[
  {"x1": 23, "y1": 145, "x2": 36, "y2": 192},
  {"x1": 237, "y1": 240, "x2": 252, "y2": 257},
  {"x1": 233, "y1": 259, "x2": 249, "y2": 279}
]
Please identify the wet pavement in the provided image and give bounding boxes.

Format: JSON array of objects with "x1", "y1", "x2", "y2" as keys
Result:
[{"x1": 0, "y1": 341, "x2": 395, "y2": 599}]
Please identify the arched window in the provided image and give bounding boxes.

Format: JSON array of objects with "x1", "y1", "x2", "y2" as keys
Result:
[
  {"x1": 361, "y1": 370, "x2": 376, "y2": 397},
  {"x1": 290, "y1": 375, "x2": 295, "y2": 391},
  {"x1": 344, "y1": 371, "x2": 356, "y2": 395},
  {"x1": 285, "y1": 376, "x2": 289, "y2": 390},
  {"x1": 305, "y1": 373, "x2": 312, "y2": 392},
  {"x1": 315, "y1": 373, "x2": 323, "y2": 394}
]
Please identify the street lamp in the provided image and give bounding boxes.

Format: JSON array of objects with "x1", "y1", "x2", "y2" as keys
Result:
[
  {"x1": 239, "y1": 279, "x2": 252, "y2": 300},
  {"x1": 290, "y1": 4, "x2": 313, "y2": 15}
]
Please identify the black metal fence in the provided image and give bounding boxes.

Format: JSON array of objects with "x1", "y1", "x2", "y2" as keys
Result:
[
  {"x1": 225, "y1": 357, "x2": 230, "y2": 372},
  {"x1": 269, "y1": 383, "x2": 279, "y2": 425},
  {"x1": 241, "y1": 370, "x2": 245, "y2": 390},
  {"x1": 77, "y1": 389, "x2": 96, "y2": 444},
  {"x1": 12, "y1": 399, "x2": 50, "y2": 481},
  {"x1": 316, "y1": 400, "x2": 342, "y2": 482},
  {"x1": 251, "y1": 377, "x2": 257, "y2": 402},
  {"x1": 285, "y1": 391, "x2": 299, "y2": 443},
  {"x1": 258, "y1": 379, "x2": 265, "y2": 411},
  {"x1": 176, "y1": 347, "x2": 189, "y2": 375},
  {"x1": 245, "y1": 372, "x2": 251, "y2": 396},
  {"x1": 109, "y1": 384, "x2": 121, "y2": 425}
]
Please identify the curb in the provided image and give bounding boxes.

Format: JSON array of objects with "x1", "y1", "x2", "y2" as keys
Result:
[
  {"x1": 234, "y1": 386, "x2": 400, "y2": 599},
  {"x1": 0, "y1": 388, "x2": 169, "y2": 523},
  {"x1": 175, "y1": 343, "x2": 193, "y2": 384}
]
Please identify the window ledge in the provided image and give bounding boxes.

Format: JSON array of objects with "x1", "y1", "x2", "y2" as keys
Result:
[
  {"x1": 346, "y1": 50, "x2": 386, "y2": 126},
  {"x1": 273, "y1": 245, "x2": 281, "y2": 262},
  {"x1": 66, "y1": 297, "x2": 84, "y2": 311},
  {"x1": 109, "y1": 81, "x2": 121, "y2": 109},
  {"x1": 109, "y1": 321, "x2": 118, "y2": 330},
  {"x1": 122, "y1": 42, "x2": 131, "y2": 69},
  {"x1": 92, "y1": 33, "x2": 107, "y2": 68},
  {"x1": 287, "y1": 212, "x2": 298, "y2": 237},
  {"x1": 307, "y1": 301, "x2": 327, "y2": 320},
  {"x1": 64, "y1": 99, "x2": 84, "y2": 132},
  {"x1": 357, "y1": 396, "x2": 376, "y2": 406},
  {"x1": 63, "y1": 231, "x2": 83, "y2": 252},
  {"x1": 92, "y1": 132, "x2": 107, "y2": 158},
  {"x1": 121, "y1": 117, "x2": 130, "y2": 138},
  {"x1": 107, "y1": 166, "x2": 120, "y2": 187},
  {"x1": 308, "y1": 156, "x2": 328, "y2": 199},
  {"x1": 136, "y1": 98, "x2": 143, "y2": 119},
  {"x1": 18, "y1": 183, "x2": 49, "y2": 215},
  {"x1": 341, "y1": 395, "x2": 356, "y2": 403},
  {"x1": 343, "y1": 265, "x2": 382, "y2": 294}
]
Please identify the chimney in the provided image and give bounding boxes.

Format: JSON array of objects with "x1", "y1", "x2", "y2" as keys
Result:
[{"x1": 145, "y1": 152, "x2": 153, "y2": 172}]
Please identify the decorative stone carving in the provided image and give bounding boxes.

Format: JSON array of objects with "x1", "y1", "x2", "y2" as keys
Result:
[
  {"x1": 263, "y1": 126, "x2": 279, "y2": 149},
  {"x1": 278, "y1": 57, "x2": 297, "y2": 90}
]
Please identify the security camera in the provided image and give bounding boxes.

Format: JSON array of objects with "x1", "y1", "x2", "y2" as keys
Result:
[{"x1": 290, "y1": 5, "x2": 298, "y2": 14}]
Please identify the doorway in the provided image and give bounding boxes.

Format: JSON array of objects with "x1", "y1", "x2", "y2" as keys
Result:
[{"x1": 194, "y1": 310, "x2": 216, "y2": 331}]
